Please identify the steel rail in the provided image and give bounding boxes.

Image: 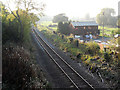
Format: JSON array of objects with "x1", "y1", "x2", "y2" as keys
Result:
[
  {"x1": 33, "y1": 29, "x2": 95, "y2": 90},
  {"x1": 33, "y1": 31, "x2": 79, "y2": 89}
]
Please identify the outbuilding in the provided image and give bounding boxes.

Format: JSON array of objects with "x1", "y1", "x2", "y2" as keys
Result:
[{"x1": 70, "y1": 21, "x2": 100, "y2": 37}]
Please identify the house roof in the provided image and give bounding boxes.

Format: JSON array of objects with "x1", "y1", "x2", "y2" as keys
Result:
[{"x1": 71, "y1": 21, "x2": 98, "y2": 27}]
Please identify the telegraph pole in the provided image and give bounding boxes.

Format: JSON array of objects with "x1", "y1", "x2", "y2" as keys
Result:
[{"x1": 102, "y1": 12, "x2": 104, "y2": 42}]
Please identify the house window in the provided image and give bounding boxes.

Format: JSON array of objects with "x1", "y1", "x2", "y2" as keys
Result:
[
  {"x1": 80, "y1": 27, "x2": 83, "y2": 29},
  {"x1": 84, "y1": 27, "x2": 86, "y2": 29}
]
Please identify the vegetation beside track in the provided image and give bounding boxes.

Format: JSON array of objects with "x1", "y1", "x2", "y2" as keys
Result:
[
  {"x1": 38, "y1": 22, "x2": 120, "y2": 89},
  {"x1": 1, "y1": 2, "x2": 50, "y2": 89}
]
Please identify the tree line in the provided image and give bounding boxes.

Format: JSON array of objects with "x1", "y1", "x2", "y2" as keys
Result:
[
  {"x1": 53, "y1": 8, "x2": 119, "y2": 28},
  {"x1": 53, "y1": 8, "x2": 120, "y2": 37}
]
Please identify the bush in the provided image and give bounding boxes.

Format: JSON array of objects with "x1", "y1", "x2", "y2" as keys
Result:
[
  {"x1": 3, "y1": 44, "x2": 47, "y2": 89},
  {"x1": 76, "y1": 53, "x2": 82, "y2": 59},
  {"x1": 86, "y1": 41, "x2": 100, "y2": 55},
  {"x1": 104, "y1": 52, "x2": 112, "y2": 62},
  {"x1": 68, "y1": 38, "x2": 73, "y2": 43},
  {"x1": 73, "y1": 39, "x2": 79, "y2": 47},
  {"x1": 89, "y1": 65, "x2": 98, "y2": 73}
]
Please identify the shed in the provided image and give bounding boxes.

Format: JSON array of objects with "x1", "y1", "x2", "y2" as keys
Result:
[{"x1": 70, "y1": 21, "x2": 100, "y2": 36}]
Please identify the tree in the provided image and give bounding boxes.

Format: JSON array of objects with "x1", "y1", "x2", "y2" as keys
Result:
[
  {"x1": 58, "y1": 22, "x2": 72, "y2": 35},
  {"x1": 1, "y1": 0, "x2": 43, "y2": 43},
  {"x1": 1, "y1": 2, "x2": 15, "y2": 43},
  {"x1": 96, "y1": 8, "x2": 117, "y2": 27},
  {"x1": 29, "y1": 13, "x2": 40, "y2": 25},
  {"x1": 53, "y1": 13, "x2": 68, "y2": 23},
  {"x1": 6, "y1": 0, "x2": 45, "y2": 43},
  {"x1": 58, "y1": 22, "x2": 64, "y2": 33},
  {"x1": 117, "y1": 16, "x2": 120, "y2": 28}
]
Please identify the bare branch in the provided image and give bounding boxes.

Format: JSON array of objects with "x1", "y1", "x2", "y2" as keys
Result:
[
  {"x1": 7, "y1": 3, "x2": 18, "y2": 20},
  {"x1": 16, "y1": 10, "x2": 20, "y2": 19},
  {"x1": 27, "y1": 0, "x2": 32, "y2": 9}
]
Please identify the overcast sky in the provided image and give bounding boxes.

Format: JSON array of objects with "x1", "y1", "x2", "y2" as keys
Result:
[
  {"x1": 1, "y1": 0, "x2": 120, "y2": 18},
  {"x1": 43, "y1": 0, "x2": 119, "y2": 18}
]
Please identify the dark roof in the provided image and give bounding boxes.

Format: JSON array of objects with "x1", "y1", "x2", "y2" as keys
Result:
[{"x1": 71, "y1": 21, "x2": 98, "y2": 27}]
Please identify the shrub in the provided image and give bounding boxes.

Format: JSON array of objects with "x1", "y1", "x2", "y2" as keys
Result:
[
  {"x1": 67, "y1": 38, "x2": 73, "y2": 44},
  {"x1": 76, "y1": 53, "x2": 82, "y2": 59},
  {"x1": 89, "y1": 65, "x2": 98, "y2": 73},
  {"x1": 73, "y1": 39, "x2": 79, "y2": 47},
  {"x1": 86, "y1": 41, "x2": 100, "y2": 55},
  {"x1": 104, "y1": 52, "x2": 112, "y2": 62},
  {"x1": 3, "y1": 44, "x2": 47, "y2": 89}
]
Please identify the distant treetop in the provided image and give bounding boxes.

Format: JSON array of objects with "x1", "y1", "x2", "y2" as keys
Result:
[{"x1": 52, "y1": 13, "x2": 68, "y2": 23}]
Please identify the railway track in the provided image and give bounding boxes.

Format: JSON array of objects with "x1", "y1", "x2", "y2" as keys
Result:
[{"x1": 33, "y1": 29, "x2": 95, "y2": 90}]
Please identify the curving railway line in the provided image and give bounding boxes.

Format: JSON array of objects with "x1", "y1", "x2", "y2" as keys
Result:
[{"x1": 33, "y1": 29, "x2": 95, "y2": 90}]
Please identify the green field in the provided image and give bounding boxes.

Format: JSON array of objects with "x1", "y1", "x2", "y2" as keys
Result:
[
  {"x1": 98, "y1": 26, "x2": 118, "y2": 37},
  {"x1": 98, "y1": 26, "x2": 118, "y2": 31},
  {"x1": 38, "y1": 21, "x2": 58, "y2": 31},
  {"x1": 39, "y1": 21, "x2": 58, "y2": 27},
  {"x1": 48, "y1": 27, "x2": 57, "y2": 30}
]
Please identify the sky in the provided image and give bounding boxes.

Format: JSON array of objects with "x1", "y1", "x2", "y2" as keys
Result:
[
  {"x1": 43, "y1": 0, "x2": 119, "y2": 18},
  {"x1": 1, "y1": 0, "x2": 120, "y2": 18}
]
